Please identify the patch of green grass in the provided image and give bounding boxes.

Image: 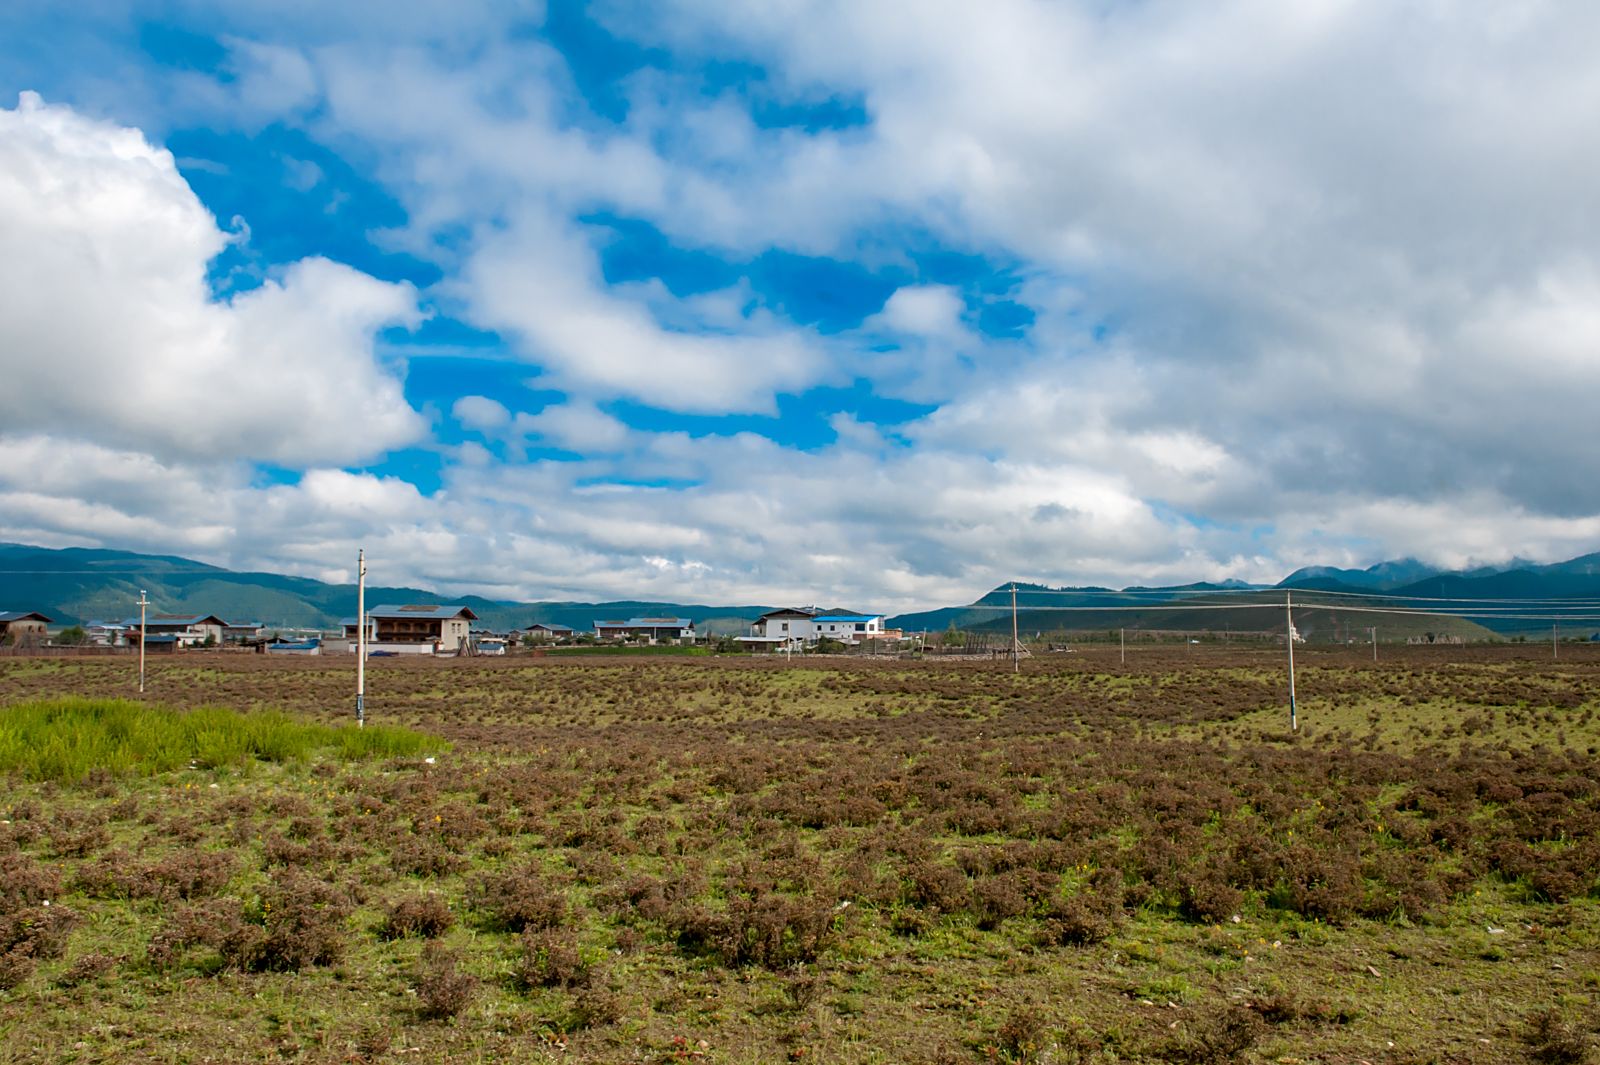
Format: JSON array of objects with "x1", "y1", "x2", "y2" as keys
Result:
[{"x1": 0, "y1": 696, "x2": 444, "y2": 783}]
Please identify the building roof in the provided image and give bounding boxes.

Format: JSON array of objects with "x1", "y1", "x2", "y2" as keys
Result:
[
  {"x1": 367, "y1": 604, "x2": 479, "y2": 621},
  {"x1": 145, "y1": 614, "x2": 230, "y2": 627},
  {"x1": 526, "y1": 623, "x2": 575, "y2": 632},
  {"x1": 813, "y1": 614, "x2": 883, "y2": 623},
  {"x1": 595, "y1": 617, "x2": 693, "y2": 628},
  {"x1": 0, "y1": 611, "x2": 52, "y2": 624},
  {"x1": 757, "y1": 607, "x2": 822, "y2": 620}
]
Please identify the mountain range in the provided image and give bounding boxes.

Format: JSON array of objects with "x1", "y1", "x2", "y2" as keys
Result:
[{"x1": 3, "y1": 542, "x2": 1598, "y2": 640}]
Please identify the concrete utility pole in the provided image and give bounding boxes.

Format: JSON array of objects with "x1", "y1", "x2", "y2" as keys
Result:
[
  {"x1": 1285, "y1": 592, "x2": 1298, "y2": 732},
  {"x1": 137, "y1": 589, "x2": 149, "y2": 694},
  {"x1": 356, "y1": 549, "x2": 367, "y2": 728},
  {"x1": 1371, "y1": 626, "x2": 1378, "y2": 663}
]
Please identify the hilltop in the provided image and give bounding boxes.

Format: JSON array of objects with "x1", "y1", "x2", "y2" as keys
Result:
[
  {"x1": 0, "y1": 544, "x2": 773, "y2": 635},
  {"x1": 4, "y1": 542, "x2": 1598, "y2": 641}
]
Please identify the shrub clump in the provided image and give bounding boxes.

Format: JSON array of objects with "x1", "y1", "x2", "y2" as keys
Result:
[
  {"x1": 669, "y1": 893, "x2": 836, "y2": 969},
  {"x1": 380, "y1": 893, "x2": 455, "y2": 940},
  {"x1": 472, "y1": 865, "x2": 568, "y2": 933},
  {"x1": 513, "y1": 927, "x2": 591, "y2": 990},
  {"x1": 414, "y1": 942, "x2": 477, "y2": 1021},
  {"x1": 1522, "y1": 1008, "x2": 1593, "y2": 1065},
  {"x1": 1155, "y1": 1004, "x2": 1265, "y2": 1065},
  {"x1": 0, "y1": 853, "x2": 76, "y2": 989}
]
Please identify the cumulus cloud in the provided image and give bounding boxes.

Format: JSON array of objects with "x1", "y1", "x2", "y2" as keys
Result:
[
  {"x1": 515, "y1": 401, "x2": 631, "y2": 453},
  {"x1": 873, "y1": 286, "x2": 966, "y2": 339},
  {"x1": 0, "y1": 93, "x2": 426, "y2": 466},
  {"x1": 451, "y1": 395, "x2": 511, "y2": 434},
  {"x1": 5, "y1": 4, "x2": 1600, "y2": 605}
]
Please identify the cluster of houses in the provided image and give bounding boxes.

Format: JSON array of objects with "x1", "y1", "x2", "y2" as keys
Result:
[
  {"x1": 3, "y1": 602, "x2": 905, "y2": 656},
  {"x1": 736, "y1": 607, "x2": 899, "y2": 652}
]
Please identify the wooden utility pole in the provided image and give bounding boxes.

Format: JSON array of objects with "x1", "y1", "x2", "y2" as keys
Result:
[
  {"x1": 1286, "y1": 592, "x2": 1298, "y2": 731},
  {"x1": 137, "y1": 589, "x2": 149, "y2": 695},
  {"x1": 356, "y1": 549, "x2": 366, "y2": 728},
  {"x1": 1011, "y1": 583, "x2": 1020, "y2": 673}
]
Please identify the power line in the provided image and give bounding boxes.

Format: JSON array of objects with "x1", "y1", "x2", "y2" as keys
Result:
[
  {"x1": 1005, "y1": 585, "x2": 1600, "y2": 607},
  {"x1": 956, "y1": 602, "x2": 1600, "y2": 621}
]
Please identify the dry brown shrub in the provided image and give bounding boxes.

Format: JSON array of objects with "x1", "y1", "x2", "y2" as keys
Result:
[
  {"x1": 1521, "y1": 1007, "x2": 1594, "y2": 1065},
  {"x1": 0, "y1": 851, "x2": 75, "y2": 989},
  {"x1": 222, "y1": 870, "x2": 351, "y2": 972},
  {"x1": 568, "y1": 983, "x2": 625, "y2": 1029},
  {"x1": 472, "y1": 864, "x2": 568, "y2": 932},
  {"x1": 391, "y1": 833, "x2": 465, "y2": 878},
  {"x1": 380, "y1": 893, "x2": 455, "y2": 939},
  {"x1": 415, "y1": 942, "x2": 477, "y2": 1020},
  {"x1": 513, "y1": 927, "x2": 590, "y2": 990},
  {"x1": 151, "y1": 849, "x2": 236, "y2": 900},
  {"x1": 1037, "y1": 893, "x2": 1120, "y2": 947},
  {"x1": 54, "y1": 951, "x2": 117, "y2": 987},
  {"x1": 903, "y1": 860, "x2": 970, "y2": 914},
  {"x1": 146, "y1": 898, "x2": 242, "y2": 969},
  {"x1": 1155, "y1": 1003, "x2": 1265, "y2": 1064},
  {"x1": 668, "y1": 893, "x2": 836, "y2": 969}
]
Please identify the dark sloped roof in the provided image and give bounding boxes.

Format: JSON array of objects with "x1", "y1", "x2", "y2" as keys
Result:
[
  {"x1": 367, "y1": 604, "x2": 479, "y2": 621},
  {"x1": 0, "y1": 610, "x2": 52, "y2": 623}
]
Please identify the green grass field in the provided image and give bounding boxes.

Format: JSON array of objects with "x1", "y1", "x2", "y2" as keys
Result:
[{"x1": 1, "y1": 646, "x2": 1597, "y2": 1063}]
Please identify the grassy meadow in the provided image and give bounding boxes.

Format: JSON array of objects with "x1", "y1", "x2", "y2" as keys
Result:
[{"x1": 1, "y1": 646, "x2": 1598, "y2": 1063}]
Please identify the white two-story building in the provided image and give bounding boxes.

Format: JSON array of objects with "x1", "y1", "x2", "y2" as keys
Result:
[{"x1": 737, "y1": 606, "x2": 889, "y2": 651}]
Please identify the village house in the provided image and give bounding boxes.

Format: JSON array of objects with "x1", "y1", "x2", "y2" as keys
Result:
[
  {"x1": 593, "y1": 617, "x2": 696, "y2": 644},
  {"x1": 337, "y1": 615, "x2": 378, "y2": 653},
  {"x1": 520, "y1": 623, "x2": 576, "y2": 643},
  {"x1": 0, "y1": 610, "x2": 51, "y2": 645},
  {"x1": 83, "y1": 620, "x2": 129, "y2": 647},
  {"x1": 223, "y1": 621, "x2": 265, "y2": 643},
  {"x1": 738, "y1": 606, "x2": 893, "y2": 652},
  {"x1": 366, "y1": 604, "x2": 478, "y2": 655},
  {"x1": 127, "y1": 613, "x2": 230, "y2": 647}
]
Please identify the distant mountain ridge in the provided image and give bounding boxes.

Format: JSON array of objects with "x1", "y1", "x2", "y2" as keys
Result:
[
  {"x1": 0, "y1": 543, "x2": 775, "y2": 635},
  {"x1": 4, "y1": 542, "x2": 1598, "y2": 639},
  {"x1": 891, "y1": 552, "x2": 1600, "y2": 638}
]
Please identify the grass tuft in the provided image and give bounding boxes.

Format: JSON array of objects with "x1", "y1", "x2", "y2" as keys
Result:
[{"x1": 0, "y1": 697, "x2": 444, "y2": 783}]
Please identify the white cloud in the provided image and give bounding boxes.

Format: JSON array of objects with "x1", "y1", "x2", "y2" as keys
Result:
[
  {"x1": 6, "y1": 4, "x2": 1600, "y2": 604},
  {"x1": 872, "y1": 285, "x2": 965, "y2": 339},
  {"x1": 460, "y1": 210, "x2": 830, "y2": 412},
  {"x1": 451, "y1": 395, "x2": 511, "y2": 434},
  {"x1": 0, "y1": 93, "x2": 426, "y2": 466},
  {"x1": 515, "y1": 401, "x2": 631, "y2": 453}
]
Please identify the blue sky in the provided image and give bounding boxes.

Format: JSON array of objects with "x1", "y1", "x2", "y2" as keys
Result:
[{"x1": 3, "y1": 2, "x2": 1600, "y2": 607}]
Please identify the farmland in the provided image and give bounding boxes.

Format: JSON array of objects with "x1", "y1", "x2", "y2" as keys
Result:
[{"x1": 2, "y1": 646, "x2": 1599, "y2": 1063}]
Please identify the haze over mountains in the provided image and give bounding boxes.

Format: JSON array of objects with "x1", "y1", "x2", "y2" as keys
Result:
[{"x1": 3, "y1": 542, "x2": 1598, "y2": 639}]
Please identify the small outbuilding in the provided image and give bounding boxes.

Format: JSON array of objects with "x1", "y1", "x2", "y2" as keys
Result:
[{"x1": 0, "y1": 610, "x2": 52, "y2": 645}]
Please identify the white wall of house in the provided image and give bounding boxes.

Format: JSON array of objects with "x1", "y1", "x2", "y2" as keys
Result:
[
  {"x1": 368, "y1": 641, "x2": 436, "y2": 655},
  {"x1": 756, "y1": 615, "x2": 816, "y2": 643},
  {"x1": 443, "y1": 618, "x2": 470, "y2": 652}
]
